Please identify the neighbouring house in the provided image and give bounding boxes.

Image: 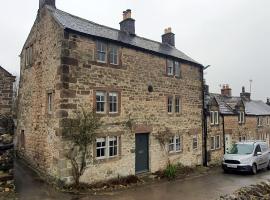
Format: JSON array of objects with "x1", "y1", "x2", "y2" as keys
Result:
[
  {"x1": 267, "y1": 98, "x2": 270, "y2": 106},
  {"x1": 0, "y1": 66, "x2": 16, "y2": 193},
  {"x1": 205, "y1": 85, "x2": 270, "y2": 165},
  {"x1": 16, "y1": 0, "x2": 204, "y2": 184},
  {"x1": 0, "y1": 66, "x2": 16, "y2": 118}
]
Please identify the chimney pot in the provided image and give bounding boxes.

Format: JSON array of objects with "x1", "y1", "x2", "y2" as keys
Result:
[
  {"x1": 221, "y1": 84, "x2": 232, "y2": 97},
  {"x1": 39, "y1": 0, "x2": 56, "y2": 9}
]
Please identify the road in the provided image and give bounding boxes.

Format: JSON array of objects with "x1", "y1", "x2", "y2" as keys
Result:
[{"x1": 15, "y1": 159, "x2": 270, "y2": 200}]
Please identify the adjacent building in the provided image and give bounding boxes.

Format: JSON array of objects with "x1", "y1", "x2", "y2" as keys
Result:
[
  {"x1": 0, "y1": 66, "x2": 15, "y2": 117},
  {"x1": 17, "y1": 0, "x2": 204, "y2": 184},
  {"x1": 205, "y1": 85, "x2": 270, "y2": 165}
]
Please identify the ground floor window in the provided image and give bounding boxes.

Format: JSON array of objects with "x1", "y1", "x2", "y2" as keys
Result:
[
  {"x1": 192, "y1": 135, "x2": 198, "y2": 150},
  {"x1": 210, "y1": 136, "x2": 215, "y2": 150},
  {"x1": 210, "y1": 135, "x2": 221, "y2": 150},
  {"x1": 169, "y1": 135, "x2": 182, "y2": 153},
  {"x1": 96, "y1": 136, "x2": 119, "y2": 159}
]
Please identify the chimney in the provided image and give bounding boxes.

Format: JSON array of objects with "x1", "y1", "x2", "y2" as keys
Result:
[
  {"x1": 120, "y1": 9, "x2": 135, "y2": 35},
  {"x1": 221, "y1": 84, "x2": 232, "y2": 97},
  {"x1": 39, "y1": 0, "x2": 55, "y2": 9},
  {"x1": 267, "y1": 98, "x2": 270, "y2": 106},
  {"x1": 240, "y1": 86, "x2": 251, "y2": 101},
  {"x1": 162, "y1": 27, "x2": 175, "y2": 46}
]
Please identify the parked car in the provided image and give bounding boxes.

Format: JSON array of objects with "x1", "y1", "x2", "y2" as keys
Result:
[{"x1": 222, "y1": 141, "x2": 270, "y2": 174}]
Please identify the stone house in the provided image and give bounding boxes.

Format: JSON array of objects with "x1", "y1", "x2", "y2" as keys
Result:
[
  {"x1": 16, "y1": 0, "x2": 204, "y2": 184},
  {"x1": 205, "y1": 85, "x2": 270, "y2": 164},
  {"x1": 0, "y1": 66, "x2": 15, "y2": 118}
]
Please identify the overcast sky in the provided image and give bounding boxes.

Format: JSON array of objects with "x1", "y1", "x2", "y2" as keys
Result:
[{"x1": 1, "y1": 0, "x2": 270, "y2": 101}]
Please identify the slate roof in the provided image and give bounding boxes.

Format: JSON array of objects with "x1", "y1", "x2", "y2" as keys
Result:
[
  {"x1": 47, "y1": 6, "x2": 202, "y2": 67},
  {"x1": 0, "y1": 66, "x2": 14, "y2": 77},
  {"x1": 206, "y1": 93, "x2": 270, "y2": 116},
  {"x1": 244, "y1": 100, "x2": 270, "y2": 116}
]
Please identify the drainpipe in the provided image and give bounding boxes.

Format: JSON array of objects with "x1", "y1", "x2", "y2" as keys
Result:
[
  {"x1": 202, "y1": 65, "x2": 210, "y2": 167},
  {"x1": 222, "y1": 115, "x2": 226, "y2": 154}
]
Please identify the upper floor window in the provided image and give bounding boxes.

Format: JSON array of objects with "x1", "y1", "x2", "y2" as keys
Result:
[
  {"x1": 169, "y1": 135, "x2": 182, "y2": 153},
  {"x1": 96, "y1": 91, "x2": 106, "y2": 113},
  {"x1": 257, "y1": 117, "x2": 263, "y2": 127},
  {"x1": 210, "y1": 111, "x2": 219, "y2": 125},
  {"x1": 109, "y1": 45, "x2": 119, "y2": 65},
  {"x1": 48, "y1": 93, "x2": 53, "y2": 114},
  {"x1": 267, "y1": 117, "x2": 269, "y2": 126},
  {"x1": 25, "y1": 45, "x2": 33, "y2": 67},
  {"x1": 166, "y1": 60, "x2": 181, "y2": 77},
  {"x1": 238, "y1": 111, "x2": 245, "y2": 124},
  {"x1": 97, "y1": 41, "x2": 107, "y2": 63},
  {"x1": 168, "y1": 97, "x2": 173, "y2": 113}
]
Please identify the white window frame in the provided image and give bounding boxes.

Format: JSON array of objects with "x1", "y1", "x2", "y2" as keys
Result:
[
  {"x1": 168, "y1": 135, "x2": 182, "y2": 153},
  {"x1": 257, "y1": 117, "x2": 263, "y2": 127},
  {"x1": 174, "y1": 61, "x2": 181, "y2": 77},
  {"x1": 109, "y1": 92, "x2": 118, "y2": 114},
  {"x1": 96, "y1": 136, "x2": 119, "y2": 160},
  {"x1": 215, "y1": 135, "x2": 221, "y2": 149},
  {"x1": 239, "y1": 111, "x2": 245, "y2": 124},
  {"x1": 96, "y1": 137, "x2": 106, "y2": 159},
  {"x1": 96, "y1": 91, "x2": 106, "y2": 113},
  {"x1": 267, "y1": 117, "x2": 269, "y2": 126},
  {"x1": 192, "y1": 135, "x2": 198, "y2": 150},
  {"x1": 109, "y1": 45, "x2": 119, "y2": 65},
  {"x1": 210, "y1": 111, "x2": 215, "y2": 125},
  {"x1": 210, "y1": 136, "x2": 215, "y2": 150},
  {"x1": 108, "y1": 136, "x2": 119, "y2": 158},
  {"x1": 97, "y1": 41, "x2": 107, "y2": 63},
  {"x1": 214, "y1": 111, "x2": 219, "y2": 125},
  {"x1": 167, "y1": 60, "x2": 174, "y2": 76},
  {"x1": 48, "y1": 93, "x2": 53, "y2": 114}
]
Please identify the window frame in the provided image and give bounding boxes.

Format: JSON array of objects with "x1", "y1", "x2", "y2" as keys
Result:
[
  {"x1": 238, "y1": 111, "x2": 245, "y2": 124},
  {"x1": 257, "y1": 117, "x2": 263, "y2": 127},
  {"x1": 47, "y1": 93, "x2": 53, "y2": 114},
  {"x1": 108, "y1": 92, "x2": 118, "y2": 114},
  {"x1": 192, "y1": 135, "x2": 198, "y2": 150},
  {"x1": 96, "y1": 136, "x2": 120, "y2": 160},
  {"x1": 174, "y1": 61, "x2": 181, "y2": 77},
  {"x1": 97, "y1": 41, "x2": 107, "y2": 63},
  {"x1": 168, "y1": 135, "x2": 182, "y2": 153},
  {"x1": 210, "y1": 111, "x2": 219, "y2": 125},
  {"x1": 215, "y1": 135, "x2": 221, "y2": 149},
  {"x1": 166, "y1": 60, "x2": 174, "y2": 76},
  {"x1": 96, "y1": 91, "x2": 106, "y2": 114},
  {"x1": 210, "y1": 136, "x2": 215, "y2": 150},
  {"x1": 267, "y1": 117, "x2": 269, "y2": 126},
  {"x1": 109, "y1": 45, "x2": 119, "y2": 65},
  {"x1": 167, "y1": 96, "x2": 173, "y2": 113},
  {"x1": 175, "y1": 97, "x2": 181, "y2": 113},
  {"x1": 214, "y1": 111, "x2": 219, "y2": 125}
]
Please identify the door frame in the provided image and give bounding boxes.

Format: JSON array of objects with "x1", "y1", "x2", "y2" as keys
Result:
[{"x1": 135, "y1": 133, "x2": 150, "y2": 174}]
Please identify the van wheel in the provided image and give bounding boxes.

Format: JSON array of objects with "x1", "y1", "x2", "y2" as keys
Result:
[
  {"x1": 251, "y1": 164, "x2": 257, "y2": 175},
  {"x1": 267, "y1": 161, "x2": 270, "y2": 170}
]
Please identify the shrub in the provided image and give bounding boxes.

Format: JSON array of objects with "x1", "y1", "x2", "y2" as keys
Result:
[{"x1": 164, "y1": 164, "x2": 177, "y2": 180}]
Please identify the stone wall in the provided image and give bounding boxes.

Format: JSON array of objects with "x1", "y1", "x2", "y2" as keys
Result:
[
  {"x1": 17, "y1": 6, "x2": 204, "y2": 184},
  {"x1": 0, "y1": 67, "x2": 15, "y2": 116}
]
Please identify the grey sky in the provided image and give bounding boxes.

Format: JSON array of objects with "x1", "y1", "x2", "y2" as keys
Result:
[{"x1": 1, "y1": 0, "x2": 270, "y2": 100}]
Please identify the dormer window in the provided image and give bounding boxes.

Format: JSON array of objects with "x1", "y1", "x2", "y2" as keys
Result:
[
  {"x1": 210, "y1": 111, "x2": 219, "y2": 125},
  {"x1": 238, "y1": 111, "x2": 245, "y2": 124}
]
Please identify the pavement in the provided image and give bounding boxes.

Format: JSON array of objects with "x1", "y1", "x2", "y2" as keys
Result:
[{"x1": 15, "y1": 159, "x2": 270, "y2": 200}]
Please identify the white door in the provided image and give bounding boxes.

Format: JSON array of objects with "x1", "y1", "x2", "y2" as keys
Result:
[{"x1": 225, "y1": 134, "x2": 232, "y2": 153}]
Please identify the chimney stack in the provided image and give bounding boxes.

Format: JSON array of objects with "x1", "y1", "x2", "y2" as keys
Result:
[
  {"x1": 120, "y1": 9, "x2": 135, "y2": 35},
  {"x1": 162, "y1": 27, "x2": 175, "y2": 46},
  {"x1": 221, "y1": 84, "x2": 232, "y2": 97},
  {"x1": 240, "y1": 86, "x2": 251, "y2": 101},
  {"x1": 39, "y1": 0, "x2": 56, "y2": 9},
  {"x1": 267, "y1": 98, "x2": 270, "y2": 106}
]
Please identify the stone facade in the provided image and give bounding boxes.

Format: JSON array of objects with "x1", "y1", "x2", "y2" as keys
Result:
[
  {"x1": 0, "y1": 66, "x2": 15, "y2": 116},
  {"x1": 17, "y1": 4, "x2": 204, "y2": 184}
]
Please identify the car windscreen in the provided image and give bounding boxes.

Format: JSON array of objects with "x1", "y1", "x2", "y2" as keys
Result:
[{"x1": 228, "y1": 143, "x2": 254, "y2": 155}]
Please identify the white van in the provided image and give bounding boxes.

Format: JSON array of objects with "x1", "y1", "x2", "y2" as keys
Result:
[{"x1": 222, "y1": 141, "x2": 270, "y2": 174}]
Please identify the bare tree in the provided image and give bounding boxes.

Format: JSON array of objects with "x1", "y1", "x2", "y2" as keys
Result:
[{"x1": 63, "y1": 108, "x2": 102, "y2": 186}]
